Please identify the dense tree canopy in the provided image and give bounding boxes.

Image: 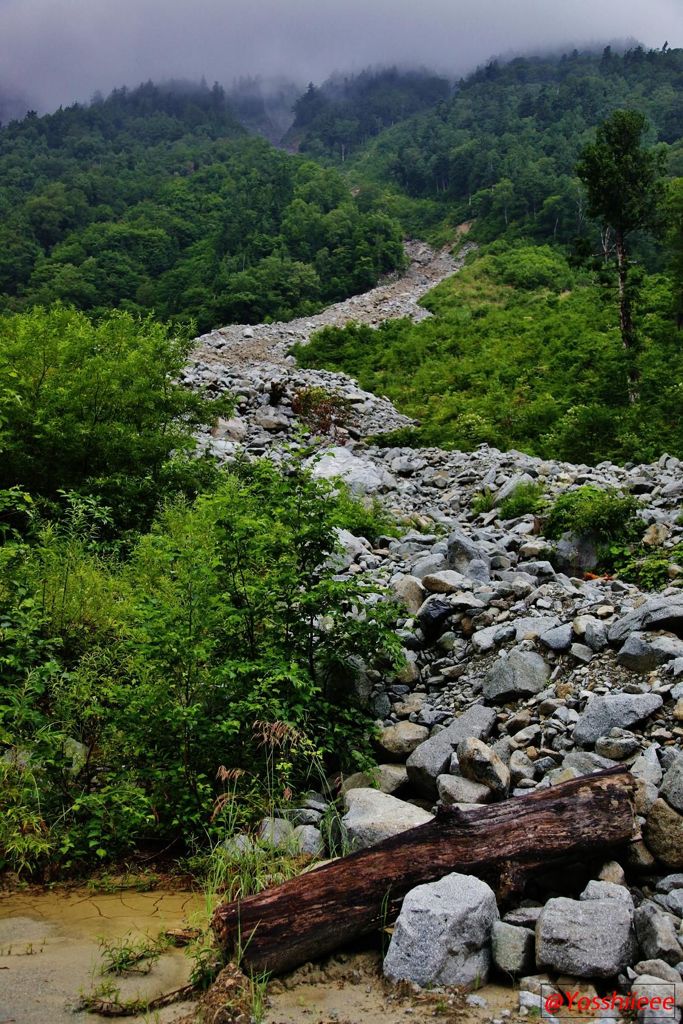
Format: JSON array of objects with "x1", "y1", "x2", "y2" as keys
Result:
[
  {"x1": 0, "y1": 82, "x2": 405, "y2": 330},
  {"x1": 343, "y1": 47, "x2": 683, "y2": 244}
]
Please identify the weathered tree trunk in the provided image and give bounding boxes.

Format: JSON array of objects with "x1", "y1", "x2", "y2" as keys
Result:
[
  {"x1": 615, "y1": 227, "x2": 640, "y2": 402},
  {"x1": 212, "y1": 768, "x2": 637, "y2": 975}
]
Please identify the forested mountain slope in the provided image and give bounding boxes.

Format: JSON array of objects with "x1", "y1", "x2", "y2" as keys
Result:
[
  {"x1": 293, "y1": 48, "x2": 683, "y2": 463},
  {"x1": 344, "y1": 47, "x2": 683, "y2": 242},
  {"x1": 0, "y1": 82, "x2": 404, "y2": 330},
  {"x1": 286, "y1": 67, "x2": 451, "y2": 160}
]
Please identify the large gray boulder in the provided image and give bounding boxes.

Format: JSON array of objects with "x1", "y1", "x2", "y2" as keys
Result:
[
  {"x1": 342, "y1": 789, "x2": 433, "y2": 850},
  {"x1": 514, "y1": 616, "x2": 560, "y2": 641},
  {"x1": 536, "y1": 896, "x2": 635, "y2": 977},
  {"x1": 609, "y1": 594, "x2": 683, "y2": 644},
  {"x1": 447, "y1": 528, "x2": 490, "y2": 578},
  {"x1": 618, "y1": 632, "x2": 683, "y2": 672},
  {"x1": 311, "y1": 446, "x2": 396, "y2": 495},
  {"x1": 422, "y1": 570, "x2": 473, "y2": 594},
  {"x1": 383, "y1": 873, "x2": 499, "y2": 987},
  {"x1": 573, "y1": 693, "x2": 663, "y2": 747},
  {"x1": 406, "y1": 705, "x2": 497, "y2": 797},
  {"x1": 483, "y1": 648, "x2": 550, "y2": 702},
  {"x1": 553, "y1": 531, "x2": 599, "y2": 576},
  {"x1": 661, "y1": 756, "x2": 683, "y2": 815}
]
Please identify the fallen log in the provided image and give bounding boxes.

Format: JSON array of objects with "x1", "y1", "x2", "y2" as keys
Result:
[{"x1": 212, "y1": 767, "x2": 637, "y2": 975}]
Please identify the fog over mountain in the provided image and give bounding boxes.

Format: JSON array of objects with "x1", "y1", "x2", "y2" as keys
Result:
[{"x1": 0, "y1": 0, "x2": 681, "y2": 116}]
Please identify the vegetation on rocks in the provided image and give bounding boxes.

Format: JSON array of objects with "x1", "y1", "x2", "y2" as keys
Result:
[{"x1": 295, "y1": 241, "x2": 683, "y2": 463}]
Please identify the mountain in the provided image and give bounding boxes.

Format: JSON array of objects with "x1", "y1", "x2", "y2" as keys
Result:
[
  {"x1": 0, "y1": 80, "x2": 404, "y2": 330},
  {"x1": 290, "y1": 46, "x2": 683, "y2": 464}
]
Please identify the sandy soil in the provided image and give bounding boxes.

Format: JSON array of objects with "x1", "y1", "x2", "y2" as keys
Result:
[{"x1": 0, "y1": 889, "x2": 202, "y2": 1024}]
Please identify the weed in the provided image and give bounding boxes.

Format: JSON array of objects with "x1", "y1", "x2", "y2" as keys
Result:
[
  {"x1": 498, "y1": 481, "x2": 545, "y2": 519},
  {"x1": 471, "y1": 489, "x2": 496, "y2": 515},
  {"x1": 98, "y1": 932, "x2": 168, "y2": 976},
  {"x1": 249, "y1": 970, "x2": 270, "y2": 1023}
]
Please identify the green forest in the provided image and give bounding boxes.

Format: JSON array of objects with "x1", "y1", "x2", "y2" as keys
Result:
[
  {"x1": 0, "y1": 81, "x2": 404, "y2": 331},
  {"x1": 296, "y1": 48, "x2": 683, "y2": 463}
]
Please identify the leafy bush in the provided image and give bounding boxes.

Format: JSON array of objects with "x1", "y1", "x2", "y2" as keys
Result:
[
  {"x1": 499, "y1": 482, "x2": 546, "y2": 519},
  {"x1": 0, "y1": 454, "x2": 402, "y2": 874},
  {"x1": 488, "y1": 245, "x2": 574, "y2": 292},
  {"x1": 613, "y1": 542, "x2": 683, "y2": 590},
  {"x1": 331, "y1": 482, "x2": 400, "y2": 541},
  {"x1": 543, "y1": 486, "x2": 641, "y2": 545},
  {"x1": 291, "y1": 386, "x2": 354, "y2": 436},
  {"x1": 0, "y1": 306, "x2": 222, "y2": 532}
]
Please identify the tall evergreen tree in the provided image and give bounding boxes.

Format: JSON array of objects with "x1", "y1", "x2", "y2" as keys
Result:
[{"x1": 576, "y1": 110, "x2": 665, "y2": 398}]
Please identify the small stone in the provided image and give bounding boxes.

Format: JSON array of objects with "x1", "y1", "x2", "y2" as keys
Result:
[
  {"x1": 437, "y1": 774, "x2": 491, "y2": 805},
  {"x1": 598, "y1": 861, "x2": 626, "y2": 886},
  {"x1": 661, "y1": 757, "x2": 683, "y2": 815},
  {"x1": 580, "y1": 880, "x2": 633, "y2": 909},
  {"x1": 258, "y1": 816, "x2": 295, "y2": 849},
  {"x1": 634, "y1": 901, "x2": 683, "y2": 965},
  {"x1": 457, "y1": 737, "x2": 510, "y2": 796},
  {"x1": 632, "y1": 974, "x2": 682, "y2": 1023},
  {"x1": 595, "y1": 729, "x2": 640, "y2": 760},
  {"x1": 492, "y1": 921, "x2": 535, "y2": 976},
  {"x1": 293, "y1": 824, "x2": 325, "y2": 857}
]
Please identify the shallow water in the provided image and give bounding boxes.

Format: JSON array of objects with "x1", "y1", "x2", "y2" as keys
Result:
[{"x1": 0, "y1": 889, "x2": 201, "y2": 1024}]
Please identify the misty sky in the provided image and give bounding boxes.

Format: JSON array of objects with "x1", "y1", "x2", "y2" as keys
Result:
[{"x1": 1, "y1": 0, "x2": 682, "y2": 113}]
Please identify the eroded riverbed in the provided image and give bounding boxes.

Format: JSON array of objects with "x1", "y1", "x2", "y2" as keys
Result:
[{"x1": 0, "y1": 889, "x2": 201, "y2": 1024}]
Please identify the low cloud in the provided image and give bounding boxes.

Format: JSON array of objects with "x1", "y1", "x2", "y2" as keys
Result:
[{"x1": 0, "y1": 0, "x2": 681, "y2": 114}]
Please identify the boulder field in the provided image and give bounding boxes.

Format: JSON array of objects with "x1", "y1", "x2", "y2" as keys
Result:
[{"x1": 189, "y1": 242, "x2": 683, "y2": 1010}]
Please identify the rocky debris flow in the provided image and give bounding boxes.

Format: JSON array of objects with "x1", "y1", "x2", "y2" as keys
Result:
[
  {"x1": 184, "y1": 241, "x2": 474, "y2": 453},
  {"x1": 186, "y1": 240, "x2": 683, "y2": 1000}
]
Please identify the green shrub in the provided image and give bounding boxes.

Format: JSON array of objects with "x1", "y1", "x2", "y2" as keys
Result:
[
  {"x1": 0, "y1": 306, "x2": 224, "y2": 533},
  {"x1": 471, "y1": 490, "x2": 496, "y2": 515},
  {"x1": 332, "y1": 482, "x2": 400, "y2": 541},
  {"x1": 498, "y1": 482, "x2": 545, "y2": 519},
  {"x1": 613, "y1": 542, "x2": 683, "y2": 590},
  {"x1": 0, "y1": 453, "x2": 402, "y2": 874},
  {"x1": 543, "y1": 486, "x2": 641, "y2": 545}
]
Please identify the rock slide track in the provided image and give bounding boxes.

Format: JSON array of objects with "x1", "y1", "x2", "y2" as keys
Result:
[{"x1": 185, "y1": 241, "x2": 683, "y2": 1007}]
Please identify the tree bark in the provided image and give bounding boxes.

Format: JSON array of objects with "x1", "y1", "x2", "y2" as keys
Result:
[
  {"x1": 615, "y1": 227, "x2": 640, "y2": 402},
  {"x1": 212, "y1": 767, "x2": 637, "y2": 975}
]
